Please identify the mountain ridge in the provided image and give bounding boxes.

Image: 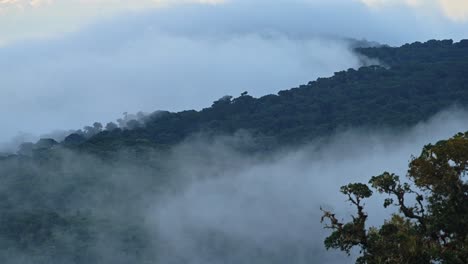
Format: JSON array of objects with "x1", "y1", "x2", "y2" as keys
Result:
[{"x1": 52, "y1": 38, "x2": 468, "y2": 154}]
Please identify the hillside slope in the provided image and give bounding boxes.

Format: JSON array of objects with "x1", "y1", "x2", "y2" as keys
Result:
[{"x1": 69, "y1": 39, "x2": 468, "y2": 153}]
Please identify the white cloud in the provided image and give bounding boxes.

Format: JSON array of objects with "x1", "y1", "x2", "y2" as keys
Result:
[
  {"x1": 359, "y1": 0, "x2": 468, "y2": 21},
  {"x1": 0, "y1": 0, "x2": 466, "y2": 45},
  {"x1": 0, "y1": 0, "x2": 51, "y2": 8},
  {"x1": 359, "y1": 0, "x2": 422, "y2": 8},
  {"x1": 438, "y1": 0, "x2": 468, "y2": 22},
  {"x1": 0, "y1": 0, "x2": 225, "y2": 45},
  {"x1": 0, "y1": 0, "x2": 224, "y2": 9}
]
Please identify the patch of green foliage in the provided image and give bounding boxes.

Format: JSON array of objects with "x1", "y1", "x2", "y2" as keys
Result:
[{"x1": 322, "y1": 132, "x2": 468, "y2": 263}]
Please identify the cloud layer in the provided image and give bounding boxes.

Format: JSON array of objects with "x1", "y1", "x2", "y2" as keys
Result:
[
  {"x1": 1, "y1": 0, "x2": 467, "y2": 45},
  {"x1": 360, "y1": 0, "x2": 468, "y2": 22},
  {"x1": 0, "y1": 2, "x2": 368, "y2": 144},
  {"x1": 1, "y1": 0, "x2": 467, "y2": 145},
  {"x1": 147, "y1": 108, "x2": 468, "y2": 263},
  {"x1": 0, "y1": 0, "x2": 224, "y2": 45},
  {"x1": 3, "y1": 108, "x2": 467, "y2": 263}
]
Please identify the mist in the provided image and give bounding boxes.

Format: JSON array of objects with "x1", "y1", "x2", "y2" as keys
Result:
[
  {"x1": 0, "y1": 34, "x2": 362, "y2": 144},
  {"x1": 1, "y1": 0, "x2": 467, "y2": 263},
  {"x1": 2, "y1": 0, "x2": 467, "y2": 146},
  {"x1": 141, "y1": 108, "x2": 468, "y2": 263},
  {"x1": 2, "y1": 108, "x2": 467, "y2": 263},
  {"x1": 0, "y1": 2, "x2": 363, "y2": 145}
]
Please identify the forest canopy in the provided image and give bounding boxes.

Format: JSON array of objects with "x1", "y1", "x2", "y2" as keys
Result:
[{"x1": 48, "y1": 39, "x2": 468, "y2": 155}]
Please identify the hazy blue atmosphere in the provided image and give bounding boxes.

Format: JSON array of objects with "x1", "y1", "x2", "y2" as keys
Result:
[
  {"x1": 0, "y1": 1, "x2": 467, "y2": 264},
  {"x1": 1, "y1": 0, "x2": 467, "y2": 144}
]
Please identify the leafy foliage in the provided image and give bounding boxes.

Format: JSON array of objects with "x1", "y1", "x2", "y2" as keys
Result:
[
  {"x1": 357, "y1": 39, "x2": 468, "y2": 67},
  {"x1": 322, "y1": 133, "x2": 468, "y2": 263}
]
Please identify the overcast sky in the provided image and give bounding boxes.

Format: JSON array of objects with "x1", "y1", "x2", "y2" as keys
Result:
[{"x1": 0, "y1": 0, "x2": 467, "y2": 143}]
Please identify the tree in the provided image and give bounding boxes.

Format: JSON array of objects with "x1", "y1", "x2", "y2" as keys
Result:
[
  {"x1": 93, "y1": 122, "x2": 103, "y2": 131},
  {"x1": 63, "y1": 133, "x2": 86, "y2": 146},
  {"x1": 321, "y1": 132, "x2": 468, "y2": 264},
  {"x1": 105, "y1": 122, "x2": 118, "y2": 131},
  {"x1": 212, "y1": 95, "x2": 233, "y2": 108},
  {"x1": 17, "y1": 142, "x2": 34, "y2": 156}
]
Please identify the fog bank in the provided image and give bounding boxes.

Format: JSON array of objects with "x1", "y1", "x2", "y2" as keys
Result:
[
  {"x1": 144, "y1": 108, "x2": 468, "y2": 263},
  {"x1": 1, "y1": 109, "x2": 468, "y2": 263}
]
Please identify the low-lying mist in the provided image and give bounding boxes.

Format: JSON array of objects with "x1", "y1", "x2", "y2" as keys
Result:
[
  {"x1": 147, "y1": 108, "x2": 468, "y2": 263},
  {"x1": 1, "y1": 108, "x2": 468, "y2": 263}
]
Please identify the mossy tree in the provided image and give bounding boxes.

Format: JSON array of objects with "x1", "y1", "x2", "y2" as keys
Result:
[{"x1": 322, "y1": 132, "x2": 468, "y2": 263}]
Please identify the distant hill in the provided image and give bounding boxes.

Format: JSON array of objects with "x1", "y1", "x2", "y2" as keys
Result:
[{"x1": 69, "y1": 39, "x2": 468, "y2": 153}]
